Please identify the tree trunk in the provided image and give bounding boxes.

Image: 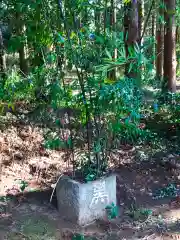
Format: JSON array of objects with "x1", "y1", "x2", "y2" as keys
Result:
[
  {"x1": 138, "y1": 0, "x2": 144, "y2": 45},
  {"x1": 19, "y1": 45, "x2": 28, "y2": 75},
  {"x1": 95, "y1": 0, "x2": 101, "y2": 33},
  {"x1": 176, "y1": 26, "x2": 180, "y2": 71},
  {"x1": 156, "y1": 3, "x2": 164, "y2": 81},
  {"x1": 124, "y1": 0, "x2": 139, "y2": 79},
  {"x1": 152, "y1": 10, "x2": 155, "y2": 41},
  {"x1": 151, "y1": 2, "x2": 156, "y2": 66},
  {"x1": 0, "y1": 52, "x2": 6, "y2": 73},
  {"x1": 108, "y1": 0, "x2": 117, "y2": 81},
  {"x1": 163, "y1": 0, "x2": 176, "y2": 93},
  {"x1": 137, "y1": 0, "x2": 144, "y2": 82},
  {"x1": 19, "y1": 25, "x2": 28, "y2": 75},
  {"x1": 16, "y1": 12, "x2": 28, "y2": 75},
  {"x1": 176, "y1": 26, "x2": 179, "y2": 43},
  {"x1": 0, "y1": 28, "x2": 6, "y2": 74},
  {"x1": 32, "y1": 48, "x2": 44, "y2": 68},
  {"x1": 103, "y1": 0, "x2": 108, "y2": 34}
]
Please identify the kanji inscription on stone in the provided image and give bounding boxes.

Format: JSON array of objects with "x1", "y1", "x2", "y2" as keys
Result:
[{"x1": 90, "y1": 180, "x2": 109, "y2": 208}]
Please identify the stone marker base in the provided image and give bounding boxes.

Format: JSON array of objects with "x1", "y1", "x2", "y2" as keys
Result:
[{"x1": 56, "y1": 174, "x2": 117, "y2": 226}]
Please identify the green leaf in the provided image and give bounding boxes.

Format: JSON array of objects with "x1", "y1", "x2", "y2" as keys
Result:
[
  {"x1": 20, "y1": 180, "x2": 28, "y2": 192},
  {"x1": 55, "y1": 119, "x2": 62, "y2": 126},
  {"x1": 85, "y1": 173, "x2": 96, "y2": 182},
  {"x1": 47, "y1": 53, "x2": 57, "y2": 64},
  {"x1": 123, "y1": 0, "x2": 131, "y2": 4},
  {"x1": 67, "y1": 138, "x2": 73, "y2": 148},
  {"x1": 105, "y1": 48, "x2": 112, "y2": 59},
  {"x1": 95, "y1": 35, "x2": 104, "y2": 44},
  {"x1": 72, "y1": 234, "x2": 85, "y2": 240},
  {"x1": 106, "y1": 203, "x2": 119, "y2": 219},
  {"x1": 57, "y1": 33, "x2": 65, "y2": 44}
]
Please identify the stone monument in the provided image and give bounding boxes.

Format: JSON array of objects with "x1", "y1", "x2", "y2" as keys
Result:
[{"x1": 56, "y1": 174, "x2": 117, "y2": 226}]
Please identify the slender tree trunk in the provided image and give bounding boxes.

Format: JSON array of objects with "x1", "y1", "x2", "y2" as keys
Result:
[
  {"x1": 16, "y1": 12, "x2": 28, "y2": 75},
  {"x1": 82, "y1": 8, "x2": 88, "y2": 26},
  {"x1": 19, "y1": 25, "x2": 28, "y2": 75},
  {"x1": 32, "y1": 47, "x2": 44, "y2": 67},
  {"x1": 0, "y1": 28, "x2": 6, "y2": 74},
  {"x1": 124, "y1": 0, "x2": 139, "y2": 79},
  {"x1": 0, "y1": 52, "x2": 6, "y2": 73},
  {"x1": 19, "y1": 45, "x2": 28, "y2": 75},
  {"x1": 103, "y1": 0, "x2": 108, "y2": 34},
  {"x1": 176, "y1": 26, "x2": 180, "y2": 71},
  {"x1": 108, "y1": 0, "x2": 117, "y2": 81},
  {"x1": 138, "y1": 0, "x2": 144, "y2": 45},
  {"x1": 95, "y1": 0, "x2": 101, "y2": 33},
  {"x1": 156, "y1": 3, "x2": 164, "y2": 81},
  {"x1": 176, "y1": 26, "x2": 179, "y2": 43},
  {"x1": 137, "y1": 0, "x2": 144, "y2": 81},
  {"x1": 152, "y1": 11, "x2": 155, "y2": 40},
  {"x1": 164, "y1": 0, "x2": 176, "y2": 92},
  {"x1": 151, "y1": 2, "x2": 156, "y2": 66}
]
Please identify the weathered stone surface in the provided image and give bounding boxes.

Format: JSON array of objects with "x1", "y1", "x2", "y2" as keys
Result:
[{"x1": 56, "y1": 175, "x2": 117, "y2": 226}]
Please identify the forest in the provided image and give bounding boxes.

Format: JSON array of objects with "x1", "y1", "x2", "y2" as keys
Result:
[{"x1": 0, "y1": 0, "x2": 180, "y2": 239}]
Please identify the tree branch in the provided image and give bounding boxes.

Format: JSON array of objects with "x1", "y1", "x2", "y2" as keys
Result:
[{"x1": 140, "y1": 0, "x2": 155, "y2": 42}]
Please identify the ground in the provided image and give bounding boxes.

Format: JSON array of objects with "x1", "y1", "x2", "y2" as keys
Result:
[{"x1": 0, "y1": 112, "x2": 180, "y2": 239}]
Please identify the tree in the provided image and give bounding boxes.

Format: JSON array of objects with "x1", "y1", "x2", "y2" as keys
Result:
[
  {"x1": 108, "y1": 0, "x2": 117, "y2": 81},
  {"x1": 138, "y1": 0, "x2": 144, "y2": 45},
  {"x1": 124, "y1": 0, "x2": 139, "y2": 78},
  {"x1": 0, "y1": 27, "x2": 6, "y2": 74},
  {"x1": 156, "y1": 1, "x2": 164, "y2": 81},
  {"x1": 163, "y1": 0, "x2": 176, "y2": 92},
  {"x1": 151, "y1": 0, "x2": 156, "y2": 66}
]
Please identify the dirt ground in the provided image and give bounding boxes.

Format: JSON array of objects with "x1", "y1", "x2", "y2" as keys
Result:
[{"x1": 0, "y1": 114, "x2": 180, "y2": 239}]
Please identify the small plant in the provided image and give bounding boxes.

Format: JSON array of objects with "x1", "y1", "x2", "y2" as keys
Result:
[
  {"x1": 19, "y1": 180, "x2": 28, "y2": 192},
  {"x1": 153, "y1": 183, "x2": 178, "y2": 199},
  {"x1": 126, "y1": 205, "x2": 152, "y2": 221},
  {"x1": 105, "y1": 202, "x2": 119, "y2": 220},
  {"x1": 44, "y1": 137, "x2": 67, "y2": 150},
  {"x1": 72, "y1": 234, "x2": 85, "y2": 240},
  {"x1": 85, "y1": 173, "x2": 96, "y2": 182},
  {"x1": 72, "y1": 234, "x2": 96, "y2": 240},
  {"x1": 15, "y1": 180, "x2": 29, "y2": 192},
  {"x1": 0, "y1": 196, "x2": 11, "y2": 203}
]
